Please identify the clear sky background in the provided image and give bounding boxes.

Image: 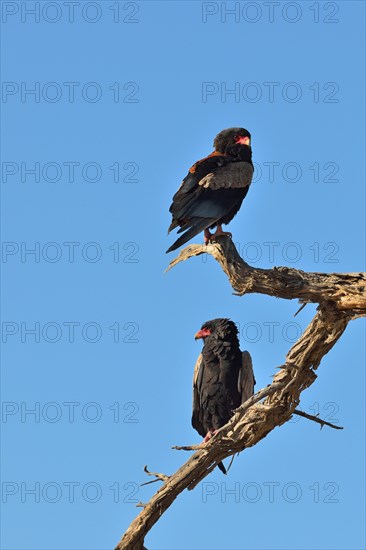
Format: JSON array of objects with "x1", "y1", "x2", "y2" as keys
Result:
[{"x1": 1, "y1": 1, "x2": 365, "y2": 549}]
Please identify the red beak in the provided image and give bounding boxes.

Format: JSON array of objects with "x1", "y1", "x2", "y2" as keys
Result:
[
  {"x1": 195, "y1": 328, "x2": 211, "y2": 340},
  {"x1": 236, "y1": 136, "x2": 250, "y2": 145}
]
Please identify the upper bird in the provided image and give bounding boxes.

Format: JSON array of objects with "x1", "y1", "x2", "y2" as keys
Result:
[
  {"x1": 166, "y1": 127, "x2": 253, "y2": 253},
  {"x1": 193, "y1": 318, "x2": 255, "y2": 473}
]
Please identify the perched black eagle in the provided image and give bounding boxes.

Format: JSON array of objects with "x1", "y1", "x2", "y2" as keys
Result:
[
  {"x1": 193, "y1": 318, "x2": 255, "y2": 474},
  {"x1": 166, "y1": 128, "x2": 253, "y2": 253}
]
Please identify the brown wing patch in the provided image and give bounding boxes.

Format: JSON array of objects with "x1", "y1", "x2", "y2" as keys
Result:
[
  {"x1": 193, "y1": 353, "x2": 203, "y2": 386},
  {"x1": 189, "y1": 150, "x2": 225, "y2": 174},
  {"x1": 238, "y1": 350, "x2": 255, "y2": 404},
  {"x1": 198, "y1": 162, "x2": 253, "y2": 190}
]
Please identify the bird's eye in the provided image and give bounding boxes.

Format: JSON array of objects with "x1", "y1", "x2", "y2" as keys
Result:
[{"x1": 233, "y1": 134, "x2": 238, "y2": 140}]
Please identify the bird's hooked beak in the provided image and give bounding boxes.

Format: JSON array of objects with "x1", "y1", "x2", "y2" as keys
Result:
[
  {"x1": 236, "y1": 136, "x2": 250, "y2": 146},
  {"x1": 195, "y1": 328, "x2": 211, "y2": 340}
]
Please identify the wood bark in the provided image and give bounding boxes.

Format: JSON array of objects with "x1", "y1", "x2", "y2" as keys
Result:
[
  {"x1": 115, "y1": 236, "x2": 365, "y2": 550},
  {"x1": 166, "y1": 236, "x2": 366, "y2": 312}
]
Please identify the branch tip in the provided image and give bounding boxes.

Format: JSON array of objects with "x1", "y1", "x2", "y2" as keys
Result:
[
  {"x1": 143, "y1": 465, "x2": 169, "y2": 482},
  {"x1": 293, "y1": 409, "x2": 343, "y2": 430}
]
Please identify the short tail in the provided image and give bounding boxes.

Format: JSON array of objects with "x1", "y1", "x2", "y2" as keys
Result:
[
  {"x1": 218, "y1": 461, "x2": 227, "y2": 474},
  {"x1": 166, "y1": 218, "x2": 217, "y2": 253}
]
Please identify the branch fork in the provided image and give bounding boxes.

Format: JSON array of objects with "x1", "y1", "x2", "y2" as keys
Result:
[{"x1": 115, "y1": 238, "x2": 364, "y2": 550}]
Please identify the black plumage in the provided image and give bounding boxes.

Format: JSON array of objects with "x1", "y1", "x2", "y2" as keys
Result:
[
  {"x1": 167, "y1": 128, "x2": 253, "y2": 253},
  {"x1": 193, "y1": 318, "x2": 255, "y2": 473}
]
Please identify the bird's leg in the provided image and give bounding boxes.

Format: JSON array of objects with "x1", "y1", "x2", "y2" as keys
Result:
[
  {"x1": 203, "y1": 430, "x2": 218, "y2": 443},
  {"x1": 203, "y1": 431, "x2": 212, "y2": 443},
  {"x1": 204, "y1": 228, "x2": 212, "y2": 245},
  {"x1": 209, "y1": 224, "x2": 232, "y2": 241}
]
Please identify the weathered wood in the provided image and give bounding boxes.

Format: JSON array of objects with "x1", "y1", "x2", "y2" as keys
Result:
[
  {"x1": 166, "y1": 236, "x2": 366, "y2": 312},
  {"x1": 115, "y1": 238, "x2": 364, "y2": 550}
]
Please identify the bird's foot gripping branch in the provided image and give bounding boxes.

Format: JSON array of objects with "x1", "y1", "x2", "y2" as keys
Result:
[{"x1": 115, "y1": 237, "x2": 365, "y2": 550}]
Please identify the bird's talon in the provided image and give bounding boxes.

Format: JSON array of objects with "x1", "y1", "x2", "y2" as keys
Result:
[
  {"x1": 203, "y1": 431, "x2": 213, "y2": 443},
  {"x1": 204, "y1": 229, "x2": 212, "y2": 245},
  {"x1": 209, "y1": 231, "x2": 232, "y2": 242}
]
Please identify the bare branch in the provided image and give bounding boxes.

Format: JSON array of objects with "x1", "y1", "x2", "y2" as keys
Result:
[
  {"x1": 114, "y1": 238, "x2": 364, "y2": 550},
  {"x1": 293, "y1": 409, "x2": 343, "y2": 430},
  {"x1": 172, "y1": 444, "x2": 204, "y2": 451},
  {"x1": 143, "y1": 465, "x2": 169, "y2": 483},
  {"x1": 166, "y1": 236, "x2": 366, "y2": 313},
  {"x1": 115, "y1": 307, "x2": 352, "y2": 550}
]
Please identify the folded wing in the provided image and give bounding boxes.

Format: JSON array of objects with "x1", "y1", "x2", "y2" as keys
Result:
[
  {"x1": 192, "y1": 353, "x2": 205, "y2": 438},
  {"x1": 167, "y1": 155, "x2": 253, "y2": 253},
  {"x1": 237, "y1": 351, "x2": 256, "y2": 404}
]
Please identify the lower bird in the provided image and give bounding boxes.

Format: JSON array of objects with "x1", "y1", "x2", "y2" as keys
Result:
[
  {"x1": 166, "y1": 127, "x2": 253, "y2": 253},
  {"x1": 193, "y1": 318, "x2": 255, "y2": 474}
]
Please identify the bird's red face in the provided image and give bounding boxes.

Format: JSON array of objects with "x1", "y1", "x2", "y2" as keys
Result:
[
  {"x1": 194, "y1": 327, "x2": 211, "y2": 340},
  {"x1": 213, "y1": 127, "x2": 251, "y2": 154},
  {"x1": 234, "y1": 134, "x2": 250, "y2": 146}
]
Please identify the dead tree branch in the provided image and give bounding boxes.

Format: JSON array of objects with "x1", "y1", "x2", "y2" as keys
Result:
[
  {"x1": 166, "y1": 236, "x2": 366, "y2": 313},
  {"x1": 115, "y1": 238, "x2": 364, "y2": 550},
  {"x1": 293, "y1": 409, "x2": 343, "y2": 430}
]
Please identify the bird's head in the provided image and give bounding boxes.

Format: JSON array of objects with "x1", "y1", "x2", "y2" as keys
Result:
[
  {"x1": 213, "y1": 127, "x2": 251, "y2": 153},
  {"x1": 195, "y1": 318, "x2": 239, "y2": 341}
]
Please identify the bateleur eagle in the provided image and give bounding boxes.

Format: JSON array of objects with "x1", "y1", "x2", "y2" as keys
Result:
[
  {"x1": 193, "y1": 318, "x2": 255, "y2": 474},
  {"x1": 166, "y1": 127, "x2": 253, "y2": 253}
]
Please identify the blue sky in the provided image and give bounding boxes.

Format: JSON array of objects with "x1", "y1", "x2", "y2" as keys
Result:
[{"x1": 1, "y1": 1, "x2": 365, "y2": 549}]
